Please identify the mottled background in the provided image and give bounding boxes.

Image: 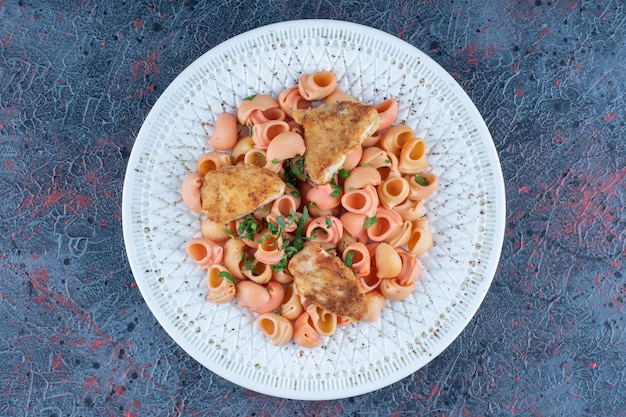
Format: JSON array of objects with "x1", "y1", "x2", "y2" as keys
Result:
[{"x1": 1, "y1": 0, "x2": 624, "y2": 416}]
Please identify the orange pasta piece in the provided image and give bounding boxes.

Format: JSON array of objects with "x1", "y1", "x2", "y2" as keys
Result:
[
  {"x1": 407, "y1": 172, "x2": 439, "y2": 200},
  {"x1": 396, "y1": 248, "x2": 421, "y2": 285},
  {"x1": 377, "y1": 175, "x2": 410, "y2": 210},
  {"x1": 398, "y1": 138, "x2": 429, "y2": 174},
  {"x1": 375, "y1": 99, "x2": 398, "y2": 132},
  {"x1": 265, "y1": 131, "x2": 306, "y2": 163},
  {"x1": 298, "y1": 71, "x2": 337, "y2": 101},
  {"x1": 280, "y1": 283, "x2": 304, "y2": 320},
  {"x1": 408, "y1": 217, "x2": 433, "y2": 256},
  {"x1": 341, "y1": 184, "x2": 379, "y2": 217},
  {"x1": 343, "y1": 166, "x2": 382, "y2": 191},
  {"x1": 248, "y1": 107, "x2": 286, "y2": 125},
  {"x1": 186, "y1": 237, "x2": 224, "y2": 270},
  {"x1": 197, "y1": 151, "x2": 231, "y2": 175},
  {"x1": 277, "y1": 87, "x2": 311, "y2": 118},
  {"x1": 380, "y1": 124, "x2": 414, "y2": 157},
  {"x1": 374, "y1": 243, "x2": 402, "y2": 278},
  {"x1": 257, "y1": 313, "x2": 294, "y2": 346},
  {"x1": 293, "y1": 312, "x2": 322, "y2": 348},
  {"x1": 206, "y1": 265, "x2": 236, "y2": 303},
  {"x1": 362, "y1": 289, "x2": 386, "y2": 322},
  {"x1": 252, "y1": 120, "x2": 290, "y2": 150},
  {"x1": 237, "y1": 94, "x2": 279, "y2": 125},
  {"x1": 366, "y1": 207, "x2": 403, "y2": 242},
  {"x1": 380, "y1": 278, "x2": 414, "y2": 301},
  {"x1": 208, "y1": 112, "x2": 238, "y2": 150},
  {"x1": 342, "y1": 242, "x2": 371, "y2": 277},
  {"x1": 340, "y1": 212, "x2": 369, "y2": 243},
  {"x1": 306, "y1": 216, "x2": 343, "y2": 246},
  {"x1": 306, "y1": 304, "x2": 337, "y2": 336},
  {"x1": 306, "y1": 183, "x2": 342, "y2": 210},
  {"x1": 181, "y1": 172, "x2": 203, "y2": 214}
]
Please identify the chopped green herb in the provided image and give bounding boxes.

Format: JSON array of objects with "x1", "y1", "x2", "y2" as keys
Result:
[
  {"x1": 361, "y1": 163, "x2": 372, "y2": 167},
  {"x1": 223, "y1": 228, "x2": 236, "y2": 239},
  {"x1": 244, "y1": 94, "x2": 256, "y2": 101},
  {"x1": 344, "y1": 250, "x2": 355, "y2": 268},
  {"x1": 292, "y1": 206, "x2": 309, "y2": 251},
  {"x1": 325, "y1": 217, "x2": 333, "y2": 229},
  {"x1": 414, "y1": 173, "x2": 430, "y2": 186},
  {"x1": 247, "y1": 123, "x2": 253, "y2": 136},
  {"x1": 384, "y1": 159, "x2": 391, "y2": 164},
  {"x1": 291, "y1": 157, "x2": 307, "y2": 179},
  {"x1": 291, "y1": 190, "x2": 301, "y2": 198},
  {"x1": 329, "y1": 178, "x2": 343, "y2": 198},
  {"x1": 271, "y1": 158, "x2": 279, "y2": 164},
  {"x1": 241, "y1": 252, "x2": 255, "y2": 271},
  {"x1": 217, "y1": 270, "x2": 236, "y2": 284},
  {"x1": 364, "y1": 215, "x2": 378, "y2": 229},
  {"x1": 267, "y1": 221, "x2": 278, "y2": 235},
  {"x1": 237, "y1": 217, "x2": 258, "y2": 241},
  {"x1": 271, "y1": 256, "x2": 288, "y2": 272},
  {"x1": 273, "y1": 309, "x2": 281, "y2": 315},
  {"x1": 338, "y1": 168, "x2": 350, "y2": 179}
]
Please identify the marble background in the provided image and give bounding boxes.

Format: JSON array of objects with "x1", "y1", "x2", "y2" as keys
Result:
[{"x1": 1, "y1": 0, "x2": 624, "y2": 416}]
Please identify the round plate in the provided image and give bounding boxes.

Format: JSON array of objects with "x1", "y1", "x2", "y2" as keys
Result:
[{"x1": 122, "y1": 19, "x2": 505, "y2": 400}]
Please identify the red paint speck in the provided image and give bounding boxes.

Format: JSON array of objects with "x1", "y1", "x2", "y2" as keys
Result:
[
  {"x1": 539, "y1": 27, "x2": 551, "y2": 37},
  {"x1": 5, "y1": 160, "x2": 13, "y2": 169},
  {"x1": 133, "y1": 18, "x2": 143, "y2": 28},
  {"x1": 101, "y1": 40, "x2": 106, "y2": 47},
  {"x1": 555, "y1": 80, "x2": 561, "y2": 86},
  {"x1": 589, "y1": 362, "x2": 597, "y2": 369},
  {"x1": 91, "y1": 339, "x2": 106, "y2": 351},
  {"x1": 515, "y1": 88, "x2": 524, "y2": 97},
  {"x1": 603, "y1": 112, "x2": 616, "y2": 122}
]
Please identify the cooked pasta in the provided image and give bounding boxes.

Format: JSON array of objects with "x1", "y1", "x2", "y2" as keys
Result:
[
  {"x1": 181, "y1": 172, "x2": 203, "y2": 214},
  {"x1": 257, "y1": 313, "x2": 293, "y2": 346},
  {"x1": 398, "y1": 138, "x2": 429, "y2": 174},
  {"x1": 298, "y1": 71, "x2": 337, "y2": 101},
  {"x1": 197, "y1": 151, "x2": 231, "y2": 174},
  {"x1": 181, "y1": 70, "x2": 438, "y2": 348},
  {"x1": 208, "y1": 112, "x2": 239, "y2": 150}
]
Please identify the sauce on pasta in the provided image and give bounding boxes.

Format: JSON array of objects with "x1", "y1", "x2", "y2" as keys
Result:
[{"x1": 181, "y1": 71, "x2": 438, "y2": 347}]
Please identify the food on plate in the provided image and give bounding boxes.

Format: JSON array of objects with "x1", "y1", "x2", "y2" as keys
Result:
[
  {"x1": 289, "y1": 244, "x2": 368, "y2": 321},
  {"x1": 200, "y1": 165, "x2": 285, "y2": 224},
  {"x1": 181, "y1": 70, "x2": 438, "y2": 348},
  {"x1": 292, "y1": 101, "x2": 380, "y2": 184}
]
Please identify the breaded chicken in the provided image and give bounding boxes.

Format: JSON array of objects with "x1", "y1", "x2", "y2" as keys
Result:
[
  {"x1": 201, "y1": 165, "x2": 285, "y2": 224},
  {"x1": 288, "y1": 244, "x2": 368, "y2": 321},
  {"x1": 293, "y1": 101, "x2": 380, "y2": 184}
]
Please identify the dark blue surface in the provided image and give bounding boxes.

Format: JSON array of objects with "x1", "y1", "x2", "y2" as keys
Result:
[{"x1": 1, "y1": 1, "x2": 624, "y2": 415}]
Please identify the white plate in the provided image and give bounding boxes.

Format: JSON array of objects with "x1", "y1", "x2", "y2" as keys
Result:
[{"x1": 122, "y1": 20, "x2": 505, "y2": 400}]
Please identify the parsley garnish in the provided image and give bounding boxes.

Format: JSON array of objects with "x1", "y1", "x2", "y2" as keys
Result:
[
  {"x1": 223, "y1": 228, "x2": 236, "y2": 239},
  {"x1": 344, "y1": 250, "x2": 355, "y2": 268},
  {"x1": 241, "y1": 252, "x2": 255, "y2": 271},
  {"x1": 338, "y1": 168, "x2": 350, "y2": 179},
  {"x1": 325, "y1": 217, "x2": 333, "y2": 229},
  {"x1": 237, "y1": 217, "x2": 258, "y2": 241},
  {"x1": 414, "y1": 173, "x2": 430, "y2": 186},
  {"x1": 329, "y1": 178, "x2": 343, "y2": 198},
  {"x1": 361, "y1": 163, "x2": 372, "y2": 167},
  {"x1": 364, "y1": 215, "x2": 378, "y2": 229},
  {"x1": 244, "y1": 94, "x2": 256, "y2": 101},
  {"x1": 217, "y1": 270, "x2": 236, "y2": 284}
]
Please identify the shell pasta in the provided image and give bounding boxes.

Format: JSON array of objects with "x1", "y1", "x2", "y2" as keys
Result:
[{"x1": 181, "y1": 71, "x2": 438, "y2": 348}]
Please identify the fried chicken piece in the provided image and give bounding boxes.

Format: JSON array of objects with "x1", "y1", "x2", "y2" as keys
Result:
[
  {"x1": 288, "y1": 244, "x2": 368, "y2": 321},
  {"x1": 201, "y1": 165, "x2": 285, "y2": 224},
  {"x1": 293, "y1": 101, "x2": 380, "y2": 184}
]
